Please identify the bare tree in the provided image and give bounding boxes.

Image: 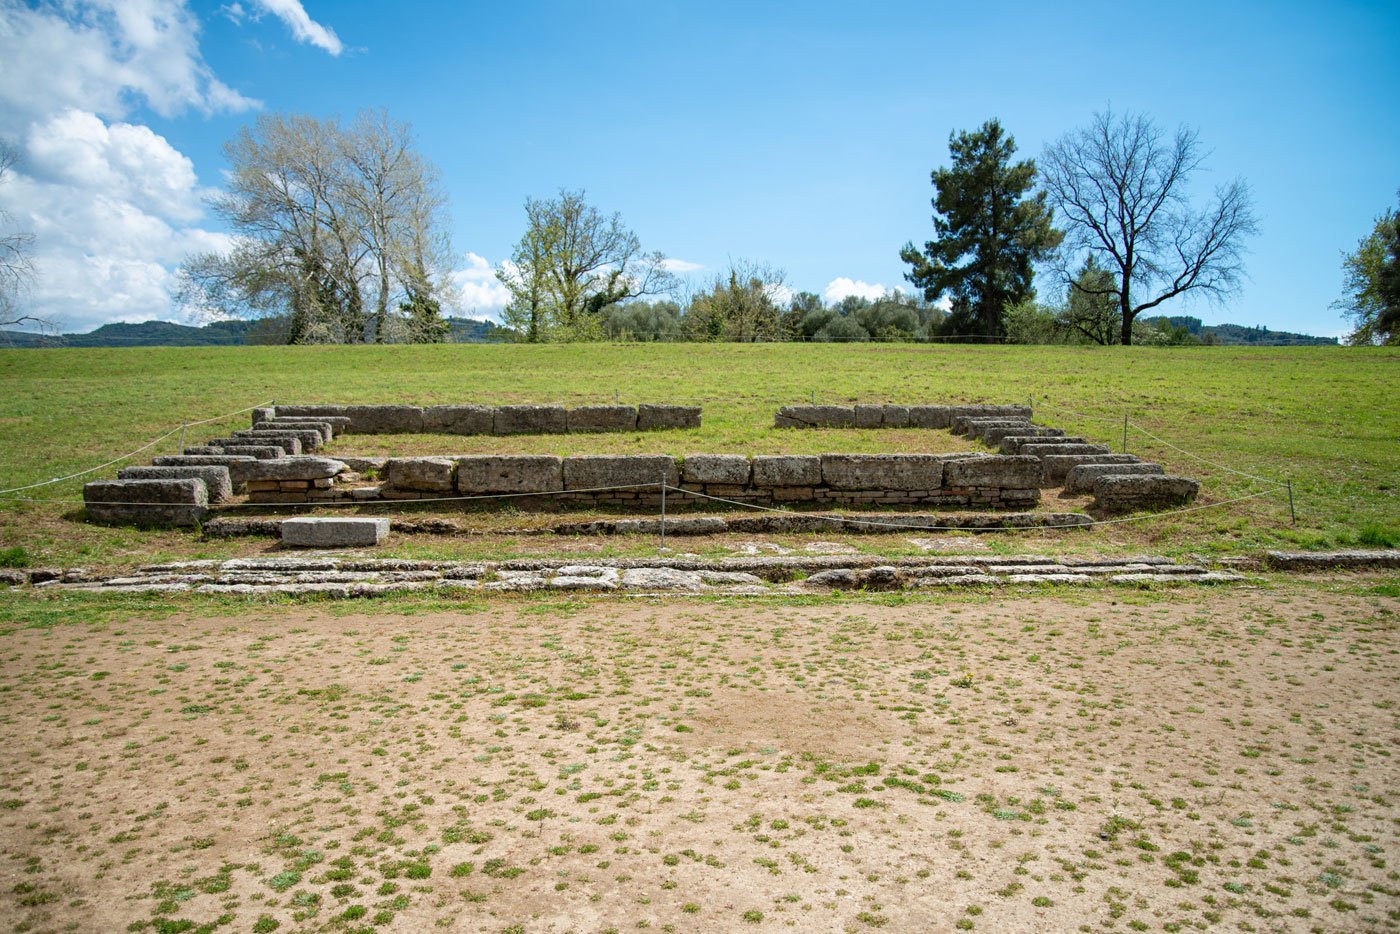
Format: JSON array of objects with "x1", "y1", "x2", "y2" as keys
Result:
[
  {"x1": 496, "y1": 189, "x2": 675, "y2": 341},
  {"x1": 1040, "y1": 110, "x2": 1258, "y2": 345},
  {"x1": 682, "y1": 259, "x2": 787, "y2": 342},
  {"x1": 0, "y1": 140, "x2": 54, "y2": 336},
  {"x1": 179, "y1": 110, "x2": 455, "y2": 344}
]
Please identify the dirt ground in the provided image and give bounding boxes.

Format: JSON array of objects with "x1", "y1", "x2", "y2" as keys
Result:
[{"x1": 1, "y1": 585, "x2": 1397, "y2": 933}]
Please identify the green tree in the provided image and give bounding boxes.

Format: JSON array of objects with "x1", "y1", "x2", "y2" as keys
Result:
[
  {"x1": 496, "y1": 189, "x2": 674, "y2": 341},
  {"x1": 1337, "y1": 195, "x2": 1400, "y2": 345},
  {"x1": 1057, "y1": 256, "x2": 1121, "y2": 345},
  {"x1": 682, "y1": 260, "x2": 787, "y2": 342},
  {"x1": 900, "y1": 119, "x2": 1062, "y2": 340}
]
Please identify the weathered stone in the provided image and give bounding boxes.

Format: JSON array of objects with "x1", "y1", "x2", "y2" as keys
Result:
[
  {"x1": 240, "y1": 456, "x2": 348, "y2": 482},
  {"x1": 343, "y1": 405, "x2": 424, "y2": 433},
  {"x1": 943, "y1": 455, "x2": 1042, "y2": 490},
  {"x1": 152, "y1": 455, "x2": 257, "y2": 490},
  {"x1": 637, "y1": 404, "x2": 701, "y2": 431},
  {"x1": 337, "y1": 456, "x2": 388, "y2": 474},
  {"x1": 204, "y1": 445, "x2": 283, "y2": 460},
  {"x1": 234, "y1": 428, "x2": 322, "y2": 451},
  {"x1": 881, "y1": 404, "x2": 910, "y2": 428},
  {"x1": 382, "y1": 457, "x2": 456, "y2": 492},
  {"x1": 999, "y1": 435, "x2": 1088, "y2": 454},
  {"x1": 456, "y1": 455, "x2": 562, "y2": 494},
  {"x1": 1018, "y1": 442, "x2": 1111, "y2": 458},
  {"x1": 493, "y1": 404, "x2": 567, "y2": 435},
  {"x1": 566, "y1": 405, "x2": 637, "y2": 433},
  {"x1": 264, "y1": 415, "x2": 351, "y2": 434},
  {"x1": 948, "y1": 403, "x2": 1032, "y2": 421},
  {"x1": 912, "y1": 574, "x2": 1003, "y2": 588},
  {"x1": 260, "y1": 420, "x2": 334, "y2": 442},
  {"x1": 1093, "y1": 475, "x2": 1199, "y2": 512},
  {"x1": 212, "y1": 435, "x2": 301, "y2": 455},
  {"x1": 618, "y1": 567, "x2": 706, "y2": 591},
  {"x1": 803, "y1": 568, "x2": 859, "y2": 589},
  {"x1": 906, "y1": 405, "x2": 951, "y2": 429},
  {"x1": 422, "y1": 405, "x2": 494, "y2": 434},
  {"x1": 853, "y1": 404, "x2": 884, "y2": 429},
  {"x1": 681, "y1": 453, "x2": 751, "y2": 485},
  {"x1": 563, "y1": 455, "x2": 679, "y2": 491},
  {"x1": 773, "y1": 405, "x2": 854, "y2": 428},
  {"x1": 1063, "y1": 462, "x2": 1165, "y2": 494},
  {"x1": 951, "y1": 415, "x2": 1030, "y2": 436},
  {"x1": 982, "y1": 425, "x2": 1064, "y2": 445},
  {"x1": 118, "y1": 465, "x2": 233, "y2": 503},
  {"x1": 696, "y1": 571, "x2": 765, "y2": 586},
  {"x1": 1264, "y1": 550, "x2": 1400, "y2": 571},
  {"x1": 821, "y1": 453, "x2": 945, "y2": 490},
  {"x1": 1040, "y1": 453, "x2": 1142, "y2": 486},
  {"x1": 251, "y1": 407, "x2": 275, "y2": 425},
  {"x1": 281, "y1": 517, "x2": 390, "y2": 547},
  {"x1": 752, "y1": 455, "x2": 822, "y2": 487},
  {"x1": 84, "y1": 479, "x2": 208, "y2": 527}
]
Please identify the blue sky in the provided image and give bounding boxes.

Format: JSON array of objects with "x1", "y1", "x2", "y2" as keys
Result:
[{"x1": 2, "y1": 0, "x2": 1396, "y2": 336}]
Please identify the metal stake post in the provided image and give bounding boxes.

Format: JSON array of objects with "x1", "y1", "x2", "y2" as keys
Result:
[
  {"x1": 1287, "y1": 480, "x2": 1296, "y2": 525},
  {"x1": 1122, "y1": 411, "x2": 1128, "y2": 454},
  {"x1": 659, "y1": 478, "x2": 667, "y2": 549},
  {"x1": 178, "y1": 420, "x2": 187, "y2": 454}
]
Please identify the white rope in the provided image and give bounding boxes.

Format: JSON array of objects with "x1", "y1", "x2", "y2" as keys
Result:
[
  {"x1": 0, "y1": 400, "x2": 274, "y2": 495},
  {"x1": 1126, "y1": 422, "x2": 1279, "y2": 485}
]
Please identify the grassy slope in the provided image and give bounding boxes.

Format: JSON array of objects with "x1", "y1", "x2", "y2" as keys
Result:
[{"x1": 0, "y1": 343, "x2": 1395, "y2": 560}]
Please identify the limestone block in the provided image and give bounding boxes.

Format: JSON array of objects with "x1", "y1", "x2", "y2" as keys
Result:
[
  {"x1": 84, "y1": 479, "x2": 208, "y2": 527},
  {"x1": 999, "y1": 435, "x2": 1087, "y2": 454},
  {"x1": 456, "y1": 455, "x2": 562, "y2": 494},
  {"x1": 982, "y1": 425, "x2": 1064, "y2": 445},
  {"x1": 281, "y1": 517, "x2": 390, "y2": 548},
  {"x1": 821, "y1": 453, "x2": 946, "y2": 490},
  {"x1": 906, "y1": 405, "x2": 951, "y2": 429},
  {"x1": 951, "y1": 415, "x2": 1030, "y2": 436},
  {"x1": 853, "y1": 404, "x2": 884, "y2": 428},
  {"x1": 943, "y1": 455, "x2": 1042, "y2": 490},
  {"x1": 1018, "y1": 442, "x2": 1111, "y2": 458},
  {"x1": 637, "y1": 404, "x2": 701, "y2": 431},
  {"x1": 1063, "y1": 462, "x2": 1165, "y2": 495},
  {"x1": 382, "y1": 457, "x2": 456, "y2": 492},
  {"x1": 681, "y1": 453, "x2": 751, "y2": 485},
  {"x1": 264, "y1": 415, "x2": 351, "y2": 434},
  {"x1": 337, "y1": 456, "x2": 388, "y2": 473},
  {"x1": 234, "y1": 428, "x2": 322, "y2": 451},
  {"x1": 212, "y1": 435, "x2": 300, "y2": 455},
  {"x1": 881, "y1": 404, "x2": 910, "y2": 428},
  {"x1": 1041, "y1": 453, "x2": 1141, "y2": 486},
  {"x1": 260, "y1": 420, "x2": 334, "y2": 442},
  {"x1": 563, "y1": 455, "x2": 679, "y2": 491},
  {"x1": 752, "y1": 455, "x2": 822, "y2": 487},
  {"x1": 251, "y1": 407, "x2": 275, "y2": 425},
  {"x1": 948, "y1": 404, "x2": 1032, "y2": 421},
  {"x1": 493, "y1": 404, "x2": 567, "y2": 435},
  {"x1": 422, "y1": 405, "x2": 494, "y2": 435},
  {"x1": 566, "y1": 405, "x2": 638, "y2": 433},
  {"x1": 772, "y1": 405, "x2": 854, "y2": 428},
  {"x1": 152, "y1": 455, "x2": 257, "y2": 490},
  {"x1": 118, "y1": 465, "x2": 233, "y2": 503},
  {"x1": 206, "y1": 445, "x2": 283, "y2": 460},
  {"x1": 239, "y1": 456, "x2": 348, "y2": 483},
  {"x1": 1093, "y1": 475, "x2": 1199, "y2": 513}
]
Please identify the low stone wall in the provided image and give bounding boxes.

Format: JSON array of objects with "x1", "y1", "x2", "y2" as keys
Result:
[
  {"x1": 265, "y1": 403, "x2": 700, "y2": 435},
  {"x1": 369, "y1": 452, "x2": 1042, "y2": 509},
  {"x1": 775, "y1": 403, "x2": 1031, "y2": 429}
]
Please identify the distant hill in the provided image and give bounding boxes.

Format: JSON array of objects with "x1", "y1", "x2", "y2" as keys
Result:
[
  {"x1": 0, "y1": 316, "x2": 505, "y2": 348},
  {"x1": 1151, "y1": 316, "x2": 1338, "y2": 346}
]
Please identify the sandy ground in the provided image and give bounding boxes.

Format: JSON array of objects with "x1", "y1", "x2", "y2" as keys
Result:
[{"x1": 0, "y1": 586, "x2": 1397, "y2": 933}]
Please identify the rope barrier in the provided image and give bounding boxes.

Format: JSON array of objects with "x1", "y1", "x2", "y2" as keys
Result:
[{"x1": 0, "y1": 400, "x2": 275, "y2": 495}]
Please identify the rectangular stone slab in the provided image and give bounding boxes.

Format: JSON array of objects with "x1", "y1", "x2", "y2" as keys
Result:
[
  {"x1": 234, "y1": 428, "x2": 322, "y2": 451},
  {"x1": 493, "y1": 405, "x2": 567, "y2": 435},
  {"x1": 1093, "y1": 475, "x2": 1200, "y2": 512},
  {"x1": 422, "y1": 405, "x2": 494, "y2": 434},
  {"x1": 152, "y1": 455, "x2": 257, "y2": 490},
  {"x1": 566, "y1": 405, "x2": 638, "y2": 433},
  {"x1": 943, "y1": 455, "x2": 1043, "y2": 489},
  {"x1": 681, "y1": 453, "x2": 751, "y2": 485},
  {"x1": 259, "y1": 420, "x2": 334, "y2": 442},
  {"x1": 281, "y1": 517, "x2": 390, "y2": 547},
  {"x1": 821, "y1": 453, "x2": 946, "y2": 490},
  {"x1": 84, "y1": 478, "x2": 208, "y2": 527},
  {"x1": 382, "y1": 457, "x2": 456, "y2": 492},
  {"x1": 212, "y1": 435, "x2": 301, "y2": 455},
  {"x1": 456, "y1": 455, "x2": 562, "y2": 494},
  {"x1": 563, "y1": 455, "x2": 678, "y2": 490},
  {"x1": 1064, "y1": 462, "x2": 1165, "y2": 495},
  {"x1": 118, "y1": 465, "x2": 233, "y2": 504},
  {"x1": 1040, "y1": 453, "x2": 1142, "y2": 486},
  {"x1": 637, "y1": 404, "x2": 701, "y2": 431},
  {"x1": 752, "y1": 455, "x2": 822, "y2": 487}
]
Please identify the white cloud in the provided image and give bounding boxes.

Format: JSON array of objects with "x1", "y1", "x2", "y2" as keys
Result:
[
  {"x1": 660, "y1": 257, "x2": 702, "y2": 273},
  {"x1": 824, "y1": 277, "x2": 890, "y2": 303},
  {"x1": 250, "y1": 0, "x2": 343, "y2": 55},
  {"x1": 449, "y1": 253, "x2": 511, "y2": 319},
  {"x1": 765, "y1": 283, "x2": 794, "y2": 307}
]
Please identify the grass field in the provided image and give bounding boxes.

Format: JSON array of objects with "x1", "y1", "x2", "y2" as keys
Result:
[
  {"x1": 0, "y1": 581, "x2": 1396, "y2": 933},
  {"x1": 0, "y1": 343, "x2": 1396, "y2": 566}
]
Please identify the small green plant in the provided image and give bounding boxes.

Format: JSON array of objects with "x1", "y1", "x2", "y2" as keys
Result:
[{"x1": 0, "y1": 545, "x2": 29, "y2": 568}]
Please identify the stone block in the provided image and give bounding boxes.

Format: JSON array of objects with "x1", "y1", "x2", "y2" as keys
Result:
[
  {"x1": 337, "y1": 456, "x2": 388, "y2": 474},
  {"x1": 456, "y1": 455, "x2": 562, "y2": 494},
  {"x1": 1018, "y1": 442, "x2": 1111, "y2": 458},
  {"x1": 422, "y1": 405, "x2": 494, "y2": 435},
  {"x1": 853, "y1": 404, "x2": 884, "y2": 428},
  {"x1": 209, "y1": 445, "x2": 283, "y2": 460},
  {"x1": 382, "y1": 457, "x2": 456, "y2": 492},
  {"x1": 566, "y1": 405, "x2": 638, "y2": 433},
  {"x1": 251, "y1": 407, "x2": 275, "y2": 425},
  {"x1": 821, "y1": 453, "x2": 945, "y2": 490},
  {"x1": 281, "y1": 517, "x2": 390, "y2": 548},
  {"x1": 343, "y1": 405, "x2": 423, "y2": 434},
  {"x1": 881, "y1": 404, "x2": 910, "y2": 428},
  {"x1": 1093, "y1": 475, "x2": 1200, "y2": 513},
  {"x1": 943, "y1": 455, "x2": 1042, "y2": 489},
  {"x1": 564, "y1": 455, "x2": 678, "y2": 491},
  {"x1": 1064, "y1": 462, "x2": 1165, "y2": 495},
  {"x1": 948, "y1": 404, "x2": 1032, "y2": 421},
  {"x1": 752, "y1": 455, "x2": 822, "y2": 487},
  {"x1": 152, "y1": 455, "x2": 257, "y2": 490},
  {"x1": 681, "y1": 453, "x2": 751, "y2": 485},
  {"x1": 266, "y1": 415, "x2": 351, "y2": 434},
  {"x1": 118, "y1": 465, "x2": 233, "y2": 504},
  {"x1": 982, "y1": 425, "x2": 1064, "y2": 446},
  {"x1": 260, "y1": 420, "x2": 334, "y2": 442},
  {"x1": 84, "y1": 479, "x2": 208, "y2": 527},
  {"x1": 240, "y1": 456, "x2": 348, "y2": 483},
  {"x1": 235, "y1": 428, "x2": 322, "y2": 451},
  {"x1": 772, "y1": 405, "x2": 854, "y2": 428},
  {"x1": 1040, "y1": 453, "x2": 1141, "y2": 486},
  {"x1": 637, "y1": 404, "x2": 701, "y2": 431},
  {"x1": 951, "y1": 415, "x2": 1030, "y2": 436},
  {"x1": 493, "y1": 404, "x2": 567, "y2": 435},
  {"x1": 906, "y1": 405, "x2": 951, "y2": 429},
  {"x1": 212, "y1": 435, "x2": 300, "y2": 455},
  {"x1": 999, "y1": 435, "x2": 1087, "y2": 454}
]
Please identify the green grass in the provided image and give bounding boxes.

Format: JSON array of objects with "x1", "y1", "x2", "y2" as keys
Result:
[{"x1": 0, "y1": 342, "x2": 1396, "y2": 561}]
